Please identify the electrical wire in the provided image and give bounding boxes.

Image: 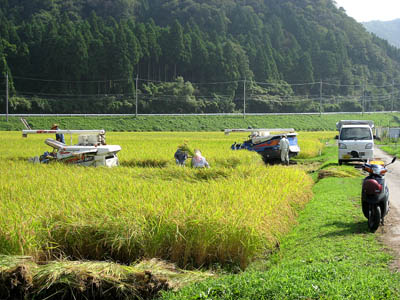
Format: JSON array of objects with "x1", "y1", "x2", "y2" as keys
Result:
[
  {"x1": 5, "y1": 75, "x2": 398, "y2": 89},
  {"x1": 13, "y1": 75, "x2": 130, "y2": 83}
]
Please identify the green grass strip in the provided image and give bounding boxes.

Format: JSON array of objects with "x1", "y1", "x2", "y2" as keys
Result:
[
  {"x1": 381, "y1": 145, "x2": 400, "y2": 157},
  {"x1": 1, "y1": 113, "x2": 400, "y2": 131},
  {"x1": 160, "y1": 177, "x2": 400, "y2": 299}
]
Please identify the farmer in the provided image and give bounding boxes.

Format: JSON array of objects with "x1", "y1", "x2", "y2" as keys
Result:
[
  {"x1": 279, "y1": 134, "x2": 290, "y2": 165},
  {"x1": 174, "y1": 147, "x2": 188, "y2": 166},
  {"x1": 191, "y1": 149, "x2": 210, "y2": 168},
  {"x1": 51, "y1": 123, "x2": 65, "y2": 144}
]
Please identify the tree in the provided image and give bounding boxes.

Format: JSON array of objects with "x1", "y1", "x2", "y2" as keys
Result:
[
  {"x1": 141, "y1": 76, "x2": 199, "y2": 113},
  {"x1": 146, "y1": 20, "x2": 162, "y2": 80},
  {"x1": 190, "y1": 32, "x2": 208, "y2": 81},
  {"x1": 294, "y1": 52, "x2": 314, "y2": 94},
  {"x1": 166, "y1": 19, "x2": 185, "y2": 79}
]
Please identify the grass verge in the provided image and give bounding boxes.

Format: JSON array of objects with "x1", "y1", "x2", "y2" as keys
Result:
[
  {"x1": 380, "y1": 145, "x2": 400, "y2": 157},
  {"x1": 160, "y1": 176, "x2": 400, "y2": 299},
  {"x1": 1, "y1": 113, "x2": 400, "y2": 131}
]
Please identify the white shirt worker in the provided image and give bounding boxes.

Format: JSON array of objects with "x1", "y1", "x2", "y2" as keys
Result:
[{"x1": 279, "y1": 135, "x2": 290, "y2": 165}]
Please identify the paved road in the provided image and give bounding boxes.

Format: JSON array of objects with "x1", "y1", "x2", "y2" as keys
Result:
[{"x1": 373, "y1": 147, "x2": 400, "y2": 269}]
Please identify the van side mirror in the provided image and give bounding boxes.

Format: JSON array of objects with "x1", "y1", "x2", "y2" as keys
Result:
[{"x1": 334, "y1": 135, "x2": 338, "y2": 140}]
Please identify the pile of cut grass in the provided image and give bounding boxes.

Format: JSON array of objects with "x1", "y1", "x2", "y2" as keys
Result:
[{"x1": 0, "y1": 256, "x2": 212, "y2": 299}]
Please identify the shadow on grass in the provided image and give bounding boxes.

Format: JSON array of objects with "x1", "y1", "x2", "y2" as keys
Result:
[
  {"x1": 263, "y1": 157, "x2": 298, "y2": 166},
  {"x1": 121, "y1": 159, "x2": 169, "y2": 168},
  {"x1": 7, "y1": 157, "x2": 29, "y2": 162},
  {"x1": 321, "y1": 220, "x2": 368, "y2": 237},
  {"x1": 320, "y1": 162, "x2": 340, "y2": 169}
]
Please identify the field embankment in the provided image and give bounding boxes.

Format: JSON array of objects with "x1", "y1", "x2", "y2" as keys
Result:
[{"x1": 1, "y1": 113, "x2": 400, "y2": 131}]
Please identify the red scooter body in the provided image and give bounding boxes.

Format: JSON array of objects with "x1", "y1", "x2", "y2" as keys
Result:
[{"x1": 361, "y1": 157, "x2": 396, "y2": 232}]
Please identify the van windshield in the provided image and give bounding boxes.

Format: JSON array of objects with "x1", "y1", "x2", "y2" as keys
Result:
[{"x1": 340, "y1": 128, "x2": 372, "y2": 140}]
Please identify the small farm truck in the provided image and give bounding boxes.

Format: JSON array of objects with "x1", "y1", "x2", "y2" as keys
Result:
[{"x1": 336, "y1": 120, "x2": 374, "y2": 165}]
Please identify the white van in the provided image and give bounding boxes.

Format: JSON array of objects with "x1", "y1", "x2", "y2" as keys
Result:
[{"x1": 336, "y1": 120, "x2": 374, "y2": 165}]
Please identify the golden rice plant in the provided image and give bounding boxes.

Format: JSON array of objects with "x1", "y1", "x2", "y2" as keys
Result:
[
  {"x1": 296, "y1": 131, "x2": 336, "y2": 158},
  {"x1": 0, "y1": 131, "x2": 317, "y2": 269}
]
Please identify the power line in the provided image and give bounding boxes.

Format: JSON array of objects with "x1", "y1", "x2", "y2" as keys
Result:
[
  {"x1": 253, "y1": 80, "x2": 320, "y2": 86},
  {"x1": 13, "y1": 76, "x2": 130, "y2": 83},
  {"x1": 16, "y1": 91, "x2": 134, "y2": 97},
  {"x1": 5, "y1": 75, "x2": 400, "y2": 91}
]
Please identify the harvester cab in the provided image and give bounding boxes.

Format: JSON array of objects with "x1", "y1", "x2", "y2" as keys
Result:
[
  {"x1": 224, "y1": 128, "x2": 300, "y2": 162},
  {"x1": 22, "y1": 129, "x2": 121, "y2": 167}
]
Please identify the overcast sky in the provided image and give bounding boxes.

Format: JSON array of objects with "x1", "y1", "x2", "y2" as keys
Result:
[{"x1": 334, "y1": 0, "x2": 400, "y2": 22}]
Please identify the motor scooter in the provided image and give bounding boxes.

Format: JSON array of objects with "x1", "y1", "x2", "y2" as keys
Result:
[{"x1": 361, "y1": 156, "x2": 397, "y2": 232}]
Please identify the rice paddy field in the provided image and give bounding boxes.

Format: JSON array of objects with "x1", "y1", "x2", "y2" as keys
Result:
[{"x1": 0, "y1": 130, "x2": 333, "y2": 297}]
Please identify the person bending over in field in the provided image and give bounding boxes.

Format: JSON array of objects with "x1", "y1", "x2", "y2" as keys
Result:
[
  {"x1": 191, "y1": 149, "x2": 210, "y2": 168},
  {"x1": 174, "y1": 147, "x2": 188, "y2": 166}
]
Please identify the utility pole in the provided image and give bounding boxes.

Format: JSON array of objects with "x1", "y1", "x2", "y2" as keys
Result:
[
  {"x1": 6, "y1": 72, "x2": 8, "y2": 122},
  {"x1": 319, "y1": 80, "x2": 322, "y2": 116},
  {"x1": 362, "y1": 80, "x2": 365, "y2": 115},
  {"x1": 135, "y1": 74, "x2": 138, "y2": 117},
  {"x1": 243, "y1": 78, "x2": 246, "y2": 119},
  {"x1": 391, "y1": 79, "x2": 395, "y2": 113}
]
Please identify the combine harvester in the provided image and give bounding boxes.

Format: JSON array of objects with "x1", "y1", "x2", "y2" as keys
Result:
[
  {"x1": 22, "y1": 128, "x2": 121, "y2": 167},
  {"x1": 225, "y1": 128, "x2": 300, "y2": 162}
]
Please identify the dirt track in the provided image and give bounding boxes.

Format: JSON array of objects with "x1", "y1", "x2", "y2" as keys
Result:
[{"x1": 373, "y1": 147, "x2": 400, "y2": 269}]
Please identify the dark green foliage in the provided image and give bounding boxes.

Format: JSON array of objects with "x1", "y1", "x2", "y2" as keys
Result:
[{"x1": 1, "y1": 0, "x2": 400, "y2": 114}]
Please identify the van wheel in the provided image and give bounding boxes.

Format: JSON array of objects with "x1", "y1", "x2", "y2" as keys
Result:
[{"x1": 338, "y1": 160, "x2": 343, "y2": 166}]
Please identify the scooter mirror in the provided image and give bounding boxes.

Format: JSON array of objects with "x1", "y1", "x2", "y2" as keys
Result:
[{"x1": 392, "y1": 156, "x2": 397, "y2": 164}]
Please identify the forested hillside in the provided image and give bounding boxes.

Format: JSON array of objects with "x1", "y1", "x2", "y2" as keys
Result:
[
  {"x1": 1, "y1": 0, "x2": 400, "y2": 114},
  {"x1": 363, "y1": 19, "x2": 400, "y2": 48}
]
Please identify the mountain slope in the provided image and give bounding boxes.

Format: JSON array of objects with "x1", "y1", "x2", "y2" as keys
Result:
[
  {"x1": 1, "y1": 0, "x2": 400, "y2": 114},
  {"x1": 363, "y1": 19, "x2": 400, "y2": 48}
]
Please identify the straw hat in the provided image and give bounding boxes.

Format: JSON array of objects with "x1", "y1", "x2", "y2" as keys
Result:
[{"x1": 51, "y1": 124, "x2": 58, "y2": 129}]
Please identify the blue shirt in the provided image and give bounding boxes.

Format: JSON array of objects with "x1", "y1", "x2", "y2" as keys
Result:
[
  {"x1": 174, "y1": 149, "x2": 188, "y2": 164},
  {"x1": 56, "y1": 133, "x2": 65, "y2": 144}
]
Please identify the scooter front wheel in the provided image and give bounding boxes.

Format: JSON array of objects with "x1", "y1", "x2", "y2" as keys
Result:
[{"x1": 368, "y1": 205, "x2": 381, "y2": 233}]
